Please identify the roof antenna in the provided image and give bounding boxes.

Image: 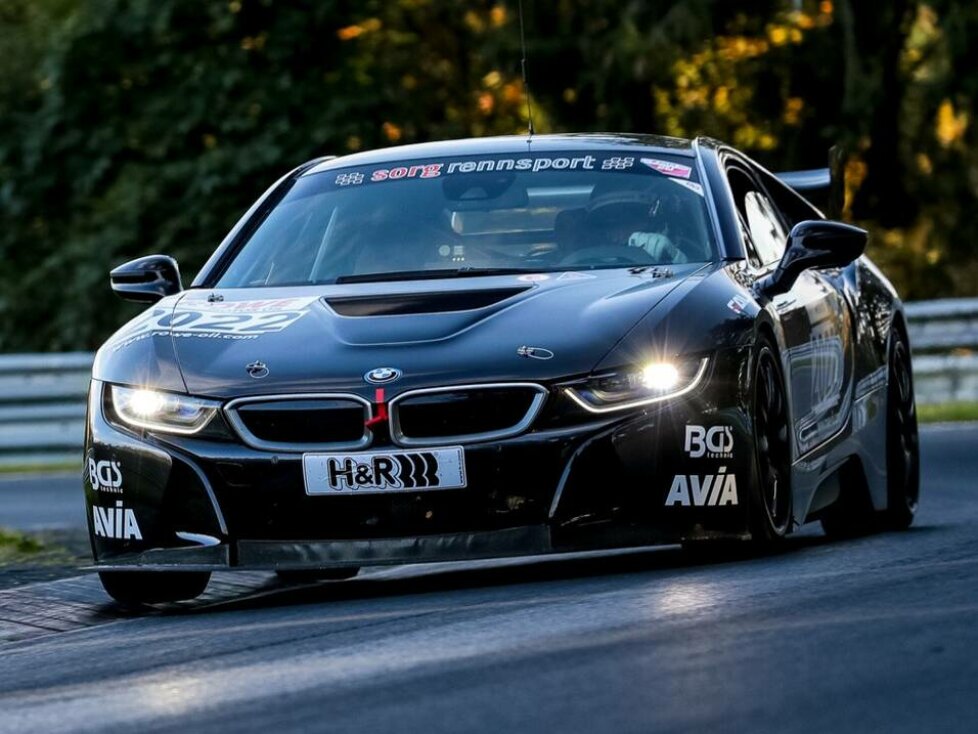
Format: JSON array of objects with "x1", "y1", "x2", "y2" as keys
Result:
[{"x1": 518, "y1": 0, "x2": 535, "y2": 136}]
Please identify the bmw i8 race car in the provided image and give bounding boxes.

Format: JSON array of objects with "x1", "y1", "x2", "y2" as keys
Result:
[{"x1": 87, "y1": 134, "x2": 919, "y2": 604}]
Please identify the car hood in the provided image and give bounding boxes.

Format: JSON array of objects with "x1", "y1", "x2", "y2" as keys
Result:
[{"x1": 112, "y1": 266, "x2": 708, "y2": 398}]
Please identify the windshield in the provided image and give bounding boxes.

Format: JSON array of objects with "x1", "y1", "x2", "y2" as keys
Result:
[{"x1": 215, "y1": 151, "x2": 717, "y2": 287}]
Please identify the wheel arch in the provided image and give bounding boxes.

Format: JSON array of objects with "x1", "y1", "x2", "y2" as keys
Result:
[
  {"x1": 751, "y1": 317, "x2": 793, "y2": 444},
  {"x1": 889, "y1": 305, "x2": 911, "y2": 358}
]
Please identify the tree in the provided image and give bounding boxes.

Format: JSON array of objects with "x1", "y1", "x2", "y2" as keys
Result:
[{"x1": 0, "y1": 0, "x2": 975, "y2": 350}]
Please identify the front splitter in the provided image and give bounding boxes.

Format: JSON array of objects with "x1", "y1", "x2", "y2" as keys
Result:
[{"x1": 88, "y1": 525, "x2": 552, "y2": 571}]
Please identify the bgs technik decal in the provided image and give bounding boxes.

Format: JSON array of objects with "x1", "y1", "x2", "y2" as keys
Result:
[
  {"x1": 110, "y1": 296, "x2": 319, "y2": 351},
  {"x1": 685, "y1": 425, "x2": 735, "y2": 460},
  {"x1": 88, "y1": 458, "x2": 123, "y2": 494}
]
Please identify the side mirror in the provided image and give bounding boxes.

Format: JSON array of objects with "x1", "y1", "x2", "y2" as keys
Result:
[
  {"x1": 758, "y1": 220, "x2": 867, "y2": 297},
  {"x1": 110, "y1": 255, "x2": 183, "y2": 303}
]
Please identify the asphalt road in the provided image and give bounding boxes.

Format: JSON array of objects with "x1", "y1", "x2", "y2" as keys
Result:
[
  {"x1": 0, "y1": 471, "x2": 83, "y2": 531},
  {"x1": 1, "y1": 424, "x2": 977, "y2": 734}
]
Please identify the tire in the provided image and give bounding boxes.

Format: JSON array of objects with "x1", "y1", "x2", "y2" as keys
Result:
[
  {"x1": 98, "y1": 571, "x2": 211, "y2": 605},
  {"x1": 749, "y1": 337, "x2": 793, "y2": 545},
  {"x1": 275, "y1": 567, "x2": 360, "y2": 583},
  {"x1": 881, "y1": 327, "x2": 920, "y2": 529}
]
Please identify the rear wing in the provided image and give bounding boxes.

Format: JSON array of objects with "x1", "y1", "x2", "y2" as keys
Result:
[
  {"x1": 775, "y1": 146, "x2": 846, "y2": 220},
  {"x1": 777, "y1": 168, "x2": 830, "y2": 192}
]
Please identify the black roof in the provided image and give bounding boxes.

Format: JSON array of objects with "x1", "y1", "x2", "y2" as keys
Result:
[{"x1": 304, "y1": 133, "x2": 697, "y2": 175}]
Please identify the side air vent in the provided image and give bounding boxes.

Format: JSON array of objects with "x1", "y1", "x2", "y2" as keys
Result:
[{"x1": 324, "y1": 288, "x2": 529, "y2": 317}]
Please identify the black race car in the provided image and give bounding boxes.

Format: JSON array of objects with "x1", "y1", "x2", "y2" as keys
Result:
[{"x1": 87, "y1": 134, "x2": 919, "y2": 604}]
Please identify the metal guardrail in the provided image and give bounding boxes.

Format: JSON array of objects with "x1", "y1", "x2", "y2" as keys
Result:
[
  {"x1": 0, "y1": 353, "x2": 91, "y2": 468},
  {"x1": 905, "y1": 298, "x2": 978, "y2": 352},
  {"x1": 906, "y1": 298, "x2": 978, "y2": 405},
  {"x1": 0, "y1": 299, "x2": 974, "y2": 467}
]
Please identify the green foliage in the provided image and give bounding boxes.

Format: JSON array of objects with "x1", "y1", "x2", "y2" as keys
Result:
[
  {"x1": 0, "y1": 0, "x2": 976, "y2": 350},
  {"x1": 0, "y1": 527, "x2": 44, "y2": 556},
  {"x1": 917, "y1": 401, "x2": 978, "y2": 424}
]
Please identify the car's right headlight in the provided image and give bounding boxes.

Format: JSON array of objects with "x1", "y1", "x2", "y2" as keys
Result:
[
  {"x1": 564, "y1": 357, "x2": 709, "y2": 414},
  {"x1": 109, "y1": 385, "x2": 220, "y2": 435}
]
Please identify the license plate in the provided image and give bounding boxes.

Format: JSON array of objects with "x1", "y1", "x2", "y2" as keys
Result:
[{"x1": 303, "y1": 446, "x2": 467, "y2": 495}]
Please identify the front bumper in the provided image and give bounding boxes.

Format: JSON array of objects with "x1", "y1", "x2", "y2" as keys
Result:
[
  {"x1": 84, "y1": 357, "x2": 755, "y2": 571},
  {"x1": 90, "y1": 523, "x2": 709, "y2": 571}
]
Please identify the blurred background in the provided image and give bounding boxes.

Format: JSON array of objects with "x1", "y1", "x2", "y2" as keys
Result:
[
  {"x1": 0, "y1": 0, "x2": 976, "y2": 581},
  {"x1": 0, "y1": 0, "x2": 976, "y2": 352}
]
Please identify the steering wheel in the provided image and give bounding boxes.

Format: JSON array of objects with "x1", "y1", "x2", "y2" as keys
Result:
[{"x1": 522, "y1": 245, "x2": 560, "y2": 263}]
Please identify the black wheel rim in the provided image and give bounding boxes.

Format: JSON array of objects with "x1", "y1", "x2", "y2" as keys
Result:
[
  {"x1": 889, "y1": 338, "x2": 919, "y2": 513},
  {"x1": 754, "y1": 348, "x2": 792, "y2": 534}
]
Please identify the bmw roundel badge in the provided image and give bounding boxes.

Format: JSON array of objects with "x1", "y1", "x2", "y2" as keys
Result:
[{"x1": 365, "y1": 367, "x2": 401, "y2": 384}]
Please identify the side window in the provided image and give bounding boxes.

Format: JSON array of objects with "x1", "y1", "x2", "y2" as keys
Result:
[
  {"x1": 757, "y1": 168, "x2": 823, "y2": 229},
  {"x1": 743, "y1": 190, "x2": 787, "y2": 265},
  {"x1": 726, "y1": 165, "x2": 787, "y2": 267}
]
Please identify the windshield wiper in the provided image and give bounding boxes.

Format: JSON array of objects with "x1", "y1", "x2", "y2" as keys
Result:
[{"x1": 335, "y1": 267, "x2": 537, "y2": 284}]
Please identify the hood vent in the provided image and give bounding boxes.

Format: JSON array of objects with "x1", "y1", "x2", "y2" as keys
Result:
[{"x1": 324, "y1": 287, "x2": 529, "y2": 317}]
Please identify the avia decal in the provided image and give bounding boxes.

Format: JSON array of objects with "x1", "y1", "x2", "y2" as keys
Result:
[
  {"x1": 684, "y1": 425, "x2": 734, "y2": 459},
  {"x1": 88, "y1": 459, "x2": 123, "y2": 493},
  {"x1": 92, "y1": 500, "x2": 142, "y2": 540},
  {"x1": 665, "y1": 467, "x2": 739, "y2": 507}
]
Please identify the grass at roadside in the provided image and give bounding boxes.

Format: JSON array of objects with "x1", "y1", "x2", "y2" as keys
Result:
[
  {"x1": 0, "y1": 527, "x2": 91, "y2": 589},
  {"x1": 0, "y1": 528, "x2": 45, "y2": 559},
  {"x1": 0, "y1": 527, "x2": 73, "y2": 567},
  {"x1": 917, "y1": 402, "x2": 978, "y2": 424},
  {"x1": 0, "y1": 527, "x2": 86, "y2": 566}
]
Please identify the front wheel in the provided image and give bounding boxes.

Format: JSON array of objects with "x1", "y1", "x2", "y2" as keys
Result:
[
  {"x1": 749, "y1": 338, "x2": 793, "y2": 545},
  {"x1": 99, "y1": 571, "x2": 211, "y2": 606}
]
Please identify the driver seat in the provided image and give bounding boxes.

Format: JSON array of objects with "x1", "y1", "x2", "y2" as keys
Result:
[{"x1": 554, "y1": 208, "x2": 588, "y2": 253}]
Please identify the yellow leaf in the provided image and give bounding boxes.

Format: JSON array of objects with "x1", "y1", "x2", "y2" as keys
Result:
[
  {"x1": 482, "y1": 71, "x2": 502, "y2": 89},
  {"x1": 382, "y1": 122, "x2": 402, "y2": 142},
  {"x1": 936, "y1": 99, "x2": 968, "y2": 147},
  {"x1": 767, "y1": 26, "x2": 789, "y2": 47},
  {"x1": 336, "y1": 25, "x2": 363, "y2": 41}
]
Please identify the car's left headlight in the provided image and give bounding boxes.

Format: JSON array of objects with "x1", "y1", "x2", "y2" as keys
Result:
[
  {"x1": 564, "y1": 357, "x2": 709, "y2": 414},
  {"x1": 109, "y1": 385, "x2": 220, "y2": 434}
]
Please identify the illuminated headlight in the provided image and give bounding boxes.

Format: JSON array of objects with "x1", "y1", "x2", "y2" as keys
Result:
[
  {"x1": 565, "y1": 357, "x2": 709, "y2": 414},
  {"x1": 110, "y1": 385, "x2": 220, "y2": 434}
]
